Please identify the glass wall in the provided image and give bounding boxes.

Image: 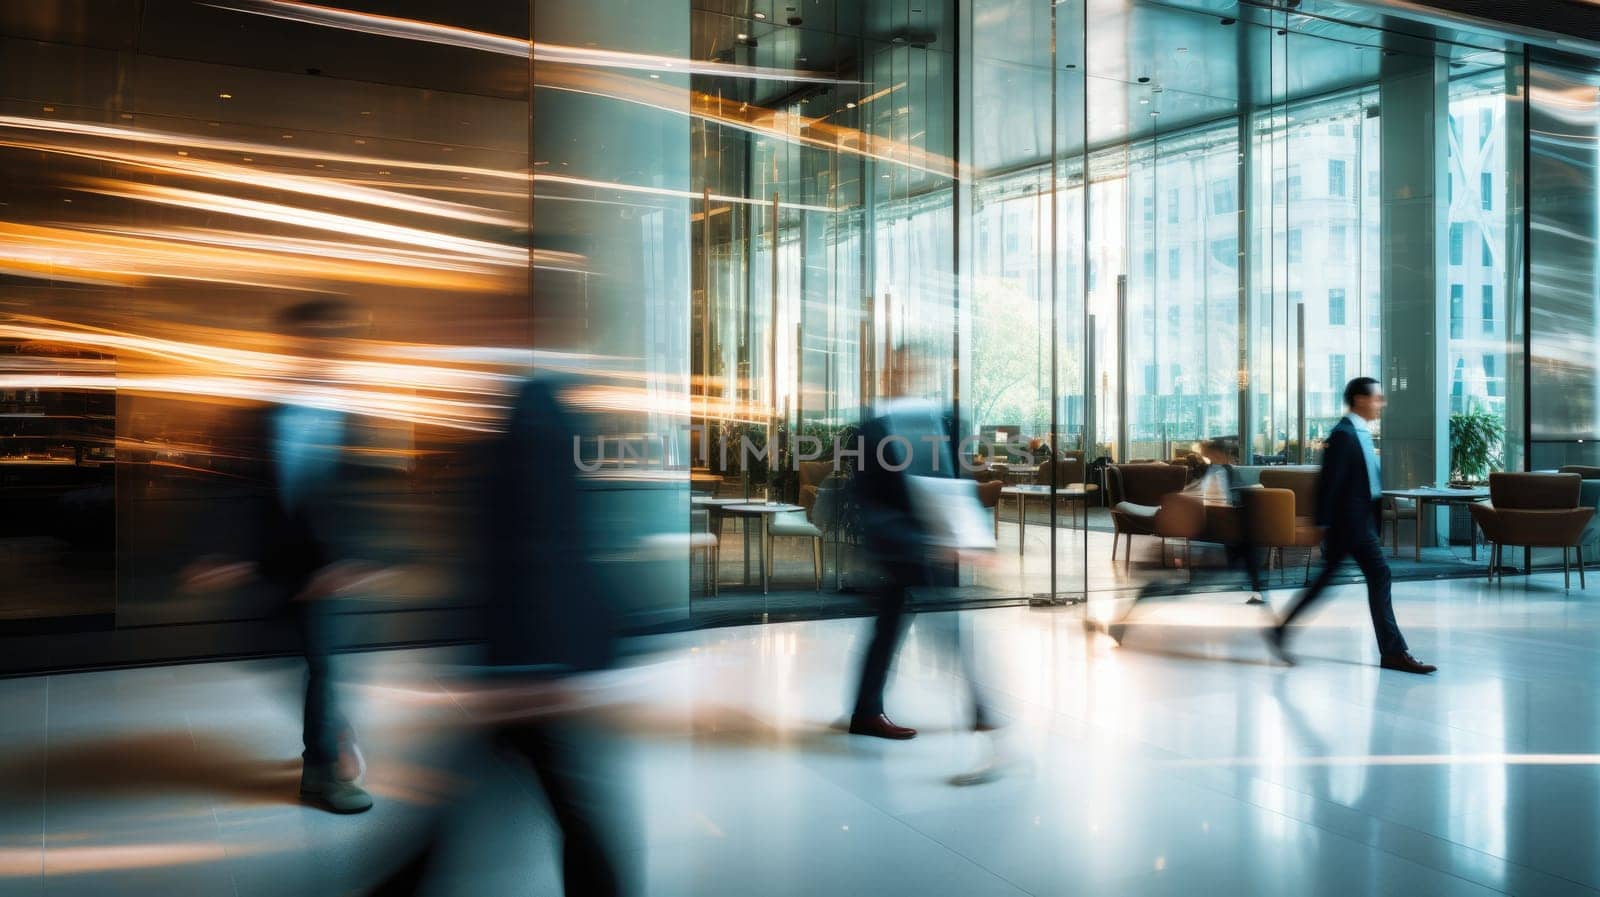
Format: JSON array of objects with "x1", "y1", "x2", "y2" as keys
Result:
[{"x1": 0, "y1": 0, "x2": 1565, "y2": 668}]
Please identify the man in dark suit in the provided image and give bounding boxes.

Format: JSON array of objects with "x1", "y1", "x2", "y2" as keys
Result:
[
  {"x1": 849, "y1": 350, "x2": 994, "y2": 740},
  {"x1": 369, "y1": 376, "x2": 629, "y2": 896},
  {"x1": 1268, "y1": 377, "x2": 1436, "y2": 674},
  {"x1": 251, "y1": 299, "x2": 376, "y2": 813}
]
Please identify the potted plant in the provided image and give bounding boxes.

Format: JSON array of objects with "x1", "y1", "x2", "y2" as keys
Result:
[
  {"x1": 1447, "y1": 404, "x2": 1503, "y2": 544},
  {"x1": 1449, "y1": 405, "x2": 1503, "y2": 485}
]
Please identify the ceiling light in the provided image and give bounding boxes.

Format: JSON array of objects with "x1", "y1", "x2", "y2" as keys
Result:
[
  {"x1": 650, "y1": 73, "x2": 660, "y2": 78},
  {"x1": 218, "y1": 92, "x2": 232, "y2": 99},
  {"x1": 42, "y1": 106, "x2": 54, "y2": 112},
  {"x1": 846, "y1": 101, "x2": 857, "y2": 108},
  {"x1": 1140, "y1": 98, "x2": 1149, "y2": 104},
  {"x1": 754, "y1": 11, "x2": 766, "y2": 18},
  {"x1": 177, "y1": 150, "x2": 189, "y2": 156},
  {"x1": 738, "y1": 32, "x2": 748, "y2": 39}
]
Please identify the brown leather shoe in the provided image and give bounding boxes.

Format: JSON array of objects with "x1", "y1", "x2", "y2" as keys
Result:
[
  {"x1": 849, "y1": 713, "x2": 917, "y2": 740},
  {"x1": 1380, "y1": 653, "x2": 1437, "y2": 674}
]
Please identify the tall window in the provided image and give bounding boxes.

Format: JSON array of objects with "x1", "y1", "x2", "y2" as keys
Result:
[
  {"x1": 1143, "y1": 196, "x2": 1155, "y2": 224},
  {"x1": 1167, "y1": 188, "x2": 1179, "y2": 224},
  {"x1": 1167, "y1": 247, "x2": 1181, "y2": 279},
  {"x1": 1209, "y1": 237, "x2": 1238, "y2": 267},
  {"x1": 1480, "y1": 171, "x2": 1493, "y2": 210},
  {"x1": 1328, "y1": 159, "x2": 1347, "y2": 197},
  {"x1": 1450, "y1": 284, "x2": 1464, "y2": 339},
  {"x1": 1449, "y1": 223, "x2": 1464, "y2": 266},
  {"x1": 1209, "y1": 179, "x2": 1235, "y2": 214},
  {"x1": 1329, "y1": 354, "x2": 1346, "y2": 389},
  {"x1": 1328, "y1": 288, "x2": 1346, "y2": 326},
  {"x1": 1484, "y1": 354, "x2": 1500, "y2": 396},
  {"x1": 1482, "y1": 236, "x2": 1492, "y2": 266},
  {"x1": 1287, "y1": 165, "x2": 1303, "y2": 200},
  {"x1": 1481, "y1": 285, "x2": 1494, "y2": 334},
  {"x1": 1287, "y1": 229, "x2": 1302, "y2": 263}
]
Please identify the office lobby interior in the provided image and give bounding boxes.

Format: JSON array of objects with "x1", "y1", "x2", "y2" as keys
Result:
[{"x1": 5, "y1": 0, "x2": 1600, "y2": 894}]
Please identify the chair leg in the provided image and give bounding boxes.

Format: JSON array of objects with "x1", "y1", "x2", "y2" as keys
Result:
[
  {"x1": 1303, "y1": 547, "x2": 1312, "y2": 585},
  {"x1": 1565, "y1": 546, "x2": 1571, "y2": 590},
  {"x1": 1581, "y1": 545, "x2": 1587, "y2": 589},
  {"x1": 1486, "y1": 542, "x2": 1495, "y2": 582},
  {"x1": 1112, "y1": 531, "x2": 1120, "y2": 563}
]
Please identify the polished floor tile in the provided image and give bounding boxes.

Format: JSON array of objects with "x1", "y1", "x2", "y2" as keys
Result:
[{"x1": 4, "y1": 571, "x2": 1600, "y2": 895}]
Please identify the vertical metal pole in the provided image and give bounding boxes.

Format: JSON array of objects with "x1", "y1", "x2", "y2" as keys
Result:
[
  {"x1": 702, "y1": 187, "x2": 712, "y2": 432},
  {"x1": 769, "y1": 191, "x2": 780, "y2": 501},
  {"x1": 1296, "y1": 299, "x2": 1307, "y2": 463},
  {"x1": 1044, "y1": 0, "x2": 1059, "y2": 601},
  {"x1": 1117, "y1": 273, "x2": 1129, "y2": 461}
]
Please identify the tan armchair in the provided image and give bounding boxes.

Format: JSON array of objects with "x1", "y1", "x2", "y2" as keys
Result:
[
  {"x1": 1108, "y1": 463, "x2": 1196, "y2": 568},
  {"x1": 977, "y1": 479, "x2": 1004, "y2": 538},
  {"x1": 1258, "y1": 468, "x2": 1324, "y2": 560},
  {"x1": 1470, "y1": 472, "x2": 1595, "y2": 588},
  {"x1": 1036, "y1": 455, "x2": 1099, "y2": 527},
  {"x1": 1240, "y1": 487, "x2": 1322, "y2": 584},
  {"x1": 796, "y1": 460, "x2": 834, "y2": 518}
]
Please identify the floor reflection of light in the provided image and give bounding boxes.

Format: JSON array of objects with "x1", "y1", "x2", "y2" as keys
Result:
[{"x1": 1168, "y1": 752, "x2": 1600, "y2": 768}]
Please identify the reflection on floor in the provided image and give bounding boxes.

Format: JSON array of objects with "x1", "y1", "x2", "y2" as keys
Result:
[{"x1": 6, "y1": 572, "x2": 1600, "y2": 895}]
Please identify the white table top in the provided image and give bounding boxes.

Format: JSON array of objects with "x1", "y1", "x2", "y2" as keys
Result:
[
  {"x1": 1382, "y1": 487, "x2": 1490, "y2": 500},
  {"x1": 1002, "y1": 483, "x2": 1091, "y2": 495},
  {"x1": 722, "y1": 502, "x2": 805, "y2": 514}
]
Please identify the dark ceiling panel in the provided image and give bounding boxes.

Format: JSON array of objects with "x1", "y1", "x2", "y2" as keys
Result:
[
  {"x1": 133, "y1": 0, "x2": 528, "y2": 100},
  {"x1": 0, "y1": 0, "x2": 141, "y2": 50}
]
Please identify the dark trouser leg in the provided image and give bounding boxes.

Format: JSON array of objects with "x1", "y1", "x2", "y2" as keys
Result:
[
  {"x1": 1348, "y1": 534, "x2": 1408, "y2": 657},
  {"x1": 852, "y1": 587, "x2": 910, "y2": 718},
  {"x1": 1234, "y1": 508, "x2": 1266, "y2": 593},
  {"x1": 298, "y1": 599, "x2": 347, "y2": 766},
  {"x1": 1280, "y1": 539, "x2": 1349, "y2": 631},
  {"x1": 502, "y1": 721, "x2": 628, "y2": 897}
]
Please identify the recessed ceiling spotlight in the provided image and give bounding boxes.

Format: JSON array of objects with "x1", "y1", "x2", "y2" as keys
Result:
[
  {"x1": 738, "y1": 32, "x2": 748, "y2": 39},
  {"x1": 1139, "y1": 98, "x2": 1149, "y2": 104},
  {"x1": 754, "y1": 11, "x2": 766, "y2": 18},
  {"x1": 650, "y1": 73, "x2": 660, "y2": 78},
  {"x1": 846, "y1": 101, "x2": 857, "y2": 108},
  {"x1": 1220, "y1": 17, "x2": 1236, "y2": 25},
  {"x1": 218, "y1": 92, "x2": 232, "y2": 99},
  {"x1": 1137, "y1": 76, "x2": 1150, "y2": 84},
  {"x1": 1176, "y1": 47, "x2": 1187, "y2": 53}
]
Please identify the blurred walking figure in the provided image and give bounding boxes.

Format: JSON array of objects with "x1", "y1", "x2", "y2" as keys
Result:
[
  {"x1": 1096, "y1": 436, "x2": 1266, "y2": 645},
  {"x1": 1268, "y1": 377, "x2": 1437, "y2": 674},
  {"x1": 849, "y1": 347, "x2": 996, "y2": 741},
  {"x1": 370, "y1": 376, "x2": 630, "y2": 897},
  {"x1": 253, "y1": 299, "x2": 376, "y2": 814}
]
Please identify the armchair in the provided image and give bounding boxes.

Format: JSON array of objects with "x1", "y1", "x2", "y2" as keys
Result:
[
  {"x1": 1108, "y1": 463, "x2": 1195, "y2": 569},
  {"x1": 1470, "y1": 472, "x2": 1595, "y2": 588}
]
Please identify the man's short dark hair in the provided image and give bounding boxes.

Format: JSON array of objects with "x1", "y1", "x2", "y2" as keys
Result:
[{"x1": 1343, "y1": 376, "x2": 1380, "y2": 407}]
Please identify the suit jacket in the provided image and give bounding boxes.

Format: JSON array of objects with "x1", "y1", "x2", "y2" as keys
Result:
[
  {"x1": 478, "y1": 377, "x2": 617, "y2": 675},
  {"x1": 855, "y1": 400, "x2": 956, "y2": 573},
  {"x1": 241, "y1": 403, "x2": 362, "y2": 594},
  {"x1": 1314, "y1": 417, "x2": 1382, "y2": 535}
]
